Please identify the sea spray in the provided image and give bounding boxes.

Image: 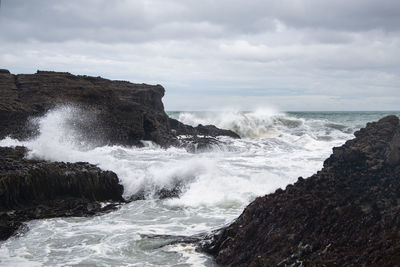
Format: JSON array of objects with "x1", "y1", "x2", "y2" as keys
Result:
[
  {"x1": 170, "y1": 109, "x2": 356, "y2": 140},
  {"x1": 1, "y1": 108, "x2": 380, "y2": 266},
  {"x1": 0, "y1": 106, "x2": 353, "y2": 203}
]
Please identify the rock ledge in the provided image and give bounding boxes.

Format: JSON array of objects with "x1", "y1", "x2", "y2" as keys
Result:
[{"x1": 0, "y1": 146, "x2": 124, "y2": 240}]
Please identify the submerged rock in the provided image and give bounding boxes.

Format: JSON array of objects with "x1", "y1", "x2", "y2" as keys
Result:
[
  {"x1": 202, "y1": 115, "x2": 400, "y2": 266},
  {"x1": 0, "y1": 146, "x2": 124, "y2": 240}
]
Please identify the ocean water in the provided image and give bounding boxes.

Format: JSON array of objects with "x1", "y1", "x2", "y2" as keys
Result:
[{"x1": 0, "y1": 107, "x2": 399, "y2": 266}]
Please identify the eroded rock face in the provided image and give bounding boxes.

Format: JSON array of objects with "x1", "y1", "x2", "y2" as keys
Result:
[
  {"x1": 0, "y1": 146, "x2": 124, "y2": 240},
  {"x1": 203, "y1": 115, "x2": 400, "y2": 266}
]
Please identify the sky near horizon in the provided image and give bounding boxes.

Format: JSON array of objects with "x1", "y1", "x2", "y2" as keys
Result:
[{"x1": 0, "y1": 0, "x2": 400, "y2": 111}]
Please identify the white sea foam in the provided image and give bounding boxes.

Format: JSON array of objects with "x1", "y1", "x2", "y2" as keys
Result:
[
  {"x1": 174, "y1": 108, "x2": 353, "y2": 141},
  {"x1": 177, "y1": 108, "x2": 282, "y2": 138},
  {"x1": 0, "y1": 106, "x2": 357, "y2": 266},
  {"x1": 0, "y1": 105, "x2": 351, "y2": 203}
]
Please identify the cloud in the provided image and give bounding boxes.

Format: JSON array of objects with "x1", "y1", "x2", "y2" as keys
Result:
[{"x1": 0, "y1": 0, "x2": 399, "y2": 110}]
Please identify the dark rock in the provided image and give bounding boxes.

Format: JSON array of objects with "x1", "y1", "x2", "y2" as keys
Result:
[
  {"x1": 0, "y1": 70, "x2": 176, "y2": 147},
  {"x1": 179, "y1": 136, "x2": 222, "y2": 153},
  {"x1": 169, "y1": 118, "x2": 240, "y2": 139},
  {"x1": 0, "y1": 146, "x2": 125, "y2": 240},
  {"x1": 0, "y1": 70, "x2": 239, "y2": 148},
  {"x1": 169, "y1": 118, "x2": 197, "y2": 136},
  {"x1": 0, "y1": 215, "x2": 22, "y2": 240},
  {"x1": 202, "y1": 115, "x2": 400, "y2": 266},
  {"x1": 0, "y1": 69, "x2": 241, "y2": 240},
  {"x1": 194, "y1": 124, "x2": 240, "y2": 139},
  {"x1": 169, "y1": 118, "x2": 240, "y2": 152},
  {"x1": 127, "y1": 181, "x2": 185, "y2": 201}
]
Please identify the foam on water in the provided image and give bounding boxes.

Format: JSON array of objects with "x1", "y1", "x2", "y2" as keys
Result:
[
  {"x1": 172, "y1": 108, "x2": 357, "y2": 141},
  {"x1": 0, "y1": 105, "x2": 362, "y2": 266}
]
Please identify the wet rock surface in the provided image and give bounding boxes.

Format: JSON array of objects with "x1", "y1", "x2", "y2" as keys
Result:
[
  {"x1": 169, "y1": 118, "x2": 240, "y2": 139},
  {"x1": 202, "y1": 115, "x2": 400, "y2": 266},
  {"x1": 169, "y1": 118, "x2": 240, "y2": 152},
  {"x1": 0, "y1": 146, "x2": 125, "y2": 240}
]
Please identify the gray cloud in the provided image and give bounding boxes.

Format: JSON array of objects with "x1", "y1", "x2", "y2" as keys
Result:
[
  {"x1": 0, "y1": 0, "x2": 399, "y2": 110},
  {"x1": 2, "y1": 0, "x2": 399, "y2": 43}
]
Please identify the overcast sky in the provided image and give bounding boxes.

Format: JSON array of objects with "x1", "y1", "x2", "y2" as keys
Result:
[{"x1": 1, "y1": 0, "x2": 400, "y2": 111}]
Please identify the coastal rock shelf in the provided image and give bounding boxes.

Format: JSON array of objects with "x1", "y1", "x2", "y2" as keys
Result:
[
  {"x1": 0, "y1": 146, "x2": 124, "y2": 240},
  {"x1": 203, "y1": 115, "x2": 400, "y2": 266}
]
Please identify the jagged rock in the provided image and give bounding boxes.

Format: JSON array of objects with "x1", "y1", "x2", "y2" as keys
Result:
[
  {"x1": 169, "y1": 118, "x2": 240, "y2": 139},
  {"x1": 0, "y1": 146, "x2": 125, "y2": 240},
  {"x1": 194, "y1": 124, "x2": 240, "y2": 139},
  {"x1": 127, "y1": 181, "x2": 185, "y2": 201},
  {"x1": 202, "y1": 115, "x2": 400, "y2": 266},
  {"x1": 169, "y1": 118, "x2": 240, "y2": 152}
]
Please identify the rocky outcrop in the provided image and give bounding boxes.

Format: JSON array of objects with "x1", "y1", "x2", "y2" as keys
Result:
[
  {"x1": 169, "y1": 118, "x2": 240, "y2": 139},
  {"x1": 0, "y1": 70, "x2": 239, "y2": 148},
  {"x1": 169, "y1": 118, "x2": 240, "y2": 152},
  {"x1": 0, "y1": 70, "x2": 176, "y2": 147},
  {"x1": 0, "y1": 146, "x2": 124, "y2": 240},
  {"x1": 0, "y1": 69, "x2": 241, "y2": 240},
  {"x1": 203, "y1": 115, "x2": 400, "y2": 266}
]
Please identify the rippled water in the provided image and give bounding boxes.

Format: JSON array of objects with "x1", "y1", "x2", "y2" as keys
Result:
[{"x1": 1, "y1": 107, "x2": 398, "y2": 266}]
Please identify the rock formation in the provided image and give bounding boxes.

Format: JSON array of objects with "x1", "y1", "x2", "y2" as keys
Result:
[
  {"x1": 0, "y1": 146, "x2": 124, "y2": 240},
  {"x1": 0, "y1": 69, "x2": 239, "y2": 148},
  {"x1": 169, "y1": 118, "x2": 240, "y2": 152},
  {"x1": 0, "y1": 69, "x2": 240, "y2": 241},
  {"x1": 0, "y1": 69, "x2": 176, "y2": 147},
  {"x1": 168, "y1": 118, "x2": 240, "y2": 139},
  {"x1": 203, "y1": 115, "x2": 400, "y2": 266}
]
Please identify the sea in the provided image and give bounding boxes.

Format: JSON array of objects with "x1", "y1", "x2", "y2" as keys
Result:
[{"x1": 0, "y1": 108, "x2": 399, "y2": 266}]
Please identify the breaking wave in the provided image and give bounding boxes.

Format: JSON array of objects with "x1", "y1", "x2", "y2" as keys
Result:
[
  {"x1": 169, "y1": 109, "x2": 354, "y2": 141},
  {"x1": 1, "y1": 106, "x2": 376, "y2": 266},
  {"x1": 0, "y1": 106, "x2": 354, "y2": 205}
]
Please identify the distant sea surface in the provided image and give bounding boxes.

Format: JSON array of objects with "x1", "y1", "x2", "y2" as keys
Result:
[{"x1": 1, "y1": 109, "x2": 399, "y2": 266}]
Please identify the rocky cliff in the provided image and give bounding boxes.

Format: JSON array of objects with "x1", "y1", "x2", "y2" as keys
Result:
[
  {"x1": 203, "y1": 115, "x2": 400, "y2": 266},
  {"x1": 0, "y1": 146, "x2": 124, "y2": 240},
  {"x1": 0, "y1": 69, "x2": 239, "y2": 148},
  {"x1": 0, "y1": 69, "x2": 175, "y2": 147},
  {"x1": 0, "y1": 69, "x2": 240, "y2": 241}
]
